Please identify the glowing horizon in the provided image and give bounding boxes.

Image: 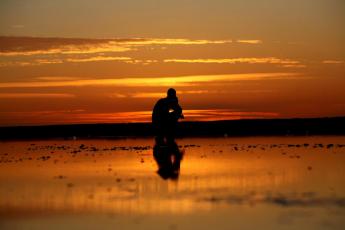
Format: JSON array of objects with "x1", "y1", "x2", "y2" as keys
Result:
[{"x1": 0, "y1": 109, "x2": 280, "y2": 126}]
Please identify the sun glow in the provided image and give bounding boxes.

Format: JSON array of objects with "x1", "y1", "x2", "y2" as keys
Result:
[{"x1": 0, "y1": 72, "x2": 300, "y2": 88}]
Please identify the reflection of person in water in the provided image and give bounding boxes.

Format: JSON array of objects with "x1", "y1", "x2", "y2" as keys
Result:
[
  {"x1": 152, "y1": 88, "x2": 184, "y2": 144},
  {"x1": 153, "y1": 141, "x2": 184, "y2": 180}
]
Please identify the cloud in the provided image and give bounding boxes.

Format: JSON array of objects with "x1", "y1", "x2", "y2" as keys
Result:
[
  {"x1": 0, "y1": 93, "x2": 75, "y2": 98},
  {"x1": 0, "y1": 37, "x2": 131, "y2": 57},
  {"x1": 108, "y1": 89, "x2": 273, "y2": 99},
  {"x1": 1, "y1": 56, "x2": 301, "y2": 68},
  {"x1": 0, "y1": 36, "x2": 234, "y2": 67},
  {"x1": 0, "y1": 45, "x2": 131, "y2": 57},
  {"x1": 164, "y1": 57, "x2": 300, "y2": 65},
  {"x1": 110, "y1": 90, "x2": 216, "y2": 98},
  {"x1": 35, "y1": 59, "x2": 64, "y2": 65},
  {"x1": 0, "y1": 61, "x2": 35, "y2": 67},
  {"x1": 0, "y1": 109, "x2": 85, "y2": 115},
  {"x1": 78, "y1": 110, "x2": 279, "y2": 123},
  {"x1": 109, "y1": 92, "x2": 158, "y2": 99},
  {"x1": 322, "y1": 60, "x2": 344, "y2": 64},
  {"x1": 11, "y1": 25, "x2": 25, "y2": 29},
  {"x1": 0, "y1": 56, "x2": 133, "y2": 67},
  {"x1": 183, "y1": 109, "x2": 279, "y2": 121},
  {"x1": 65, "y1": 56, "x2": 131, "y2": 63},
  {"x1": 122, "y1": 59, "x2": 158, "y2": 65},
  {"x1": 117, "y1": 38, "x2": 232, "y2": 46},
  {"x1": 0, "y1": 72, "x2": 301, "y2": 89},
  {"x1": 281, "y1": 64, "x2": 306, "y2": 68},
  {"x1": 236, "y1": 40, "x2": 262, "y2": 44},
  {"x1": 35, "y1": 77, "x2": 82, "y2": 81},
  {"x1": 0, "y1": 109, "x2": 279, "y2": 125},
  {"x1": 0, "y1": 36, "x2": 232, "y2": 57},
  {"x1": 109, "y1": 93, "x2": 128, "y2": 98}
]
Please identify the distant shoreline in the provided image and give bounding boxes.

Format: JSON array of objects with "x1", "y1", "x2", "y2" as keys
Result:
[{"x1": 1, "y1": 117, "x2": 345, "y2": 140}]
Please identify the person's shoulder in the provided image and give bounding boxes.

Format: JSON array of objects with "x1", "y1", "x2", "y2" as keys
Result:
[
  {"x1": 158, "y1": 98, "x2": 168, "y2": 103},
  {"x1": 154, "y1": 98, "x2": 166, "y2": 107}
]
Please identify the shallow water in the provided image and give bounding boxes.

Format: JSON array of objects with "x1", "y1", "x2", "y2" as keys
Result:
[{"x1": 0, "y1": 136, "x2": 345, "y2": 230}]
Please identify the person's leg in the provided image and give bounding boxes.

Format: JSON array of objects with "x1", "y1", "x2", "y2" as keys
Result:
[
  {"x1": 167, "y1": 122, "x2": 178, "y2": 144},
  {"x1": 155, "y1": 135, "x2": 164, "y2": 145},
  {"x1": 153, "y1": 123, "x2": 165, "y2": 145}
]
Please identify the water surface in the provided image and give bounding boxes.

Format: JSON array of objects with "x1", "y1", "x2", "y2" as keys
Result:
[{"x1": 0, "y1": 136, "x2": 344, "y2": 229}]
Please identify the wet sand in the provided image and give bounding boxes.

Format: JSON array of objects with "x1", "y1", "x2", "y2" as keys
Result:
[{"x1": 0, "y1": 136, "x2": 345, "y2": 230}]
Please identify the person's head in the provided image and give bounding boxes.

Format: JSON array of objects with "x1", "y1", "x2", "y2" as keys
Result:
[{"x1": 167, "y1": 88, "x2": 177, "y2": 99}]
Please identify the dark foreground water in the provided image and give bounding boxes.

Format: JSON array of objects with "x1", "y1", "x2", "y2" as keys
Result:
[{"x1": 0, "y1": 136, "x2": 344, "y2": 230}]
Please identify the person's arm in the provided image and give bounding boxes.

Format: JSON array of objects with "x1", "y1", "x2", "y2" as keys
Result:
[
  {"x1": 152, "y1": 99, "x2": 162, "y2": 123},
  {"x1": 172, "y1": 98, "x2": 184, "y2": 119}
]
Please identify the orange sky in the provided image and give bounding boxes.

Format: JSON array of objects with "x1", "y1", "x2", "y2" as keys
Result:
[{"x1": 0, "y1": 0, "x2": 344, "y2": 126}]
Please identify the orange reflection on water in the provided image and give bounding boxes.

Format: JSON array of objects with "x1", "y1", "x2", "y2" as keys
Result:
[{"x1": 1, "y1": 136, "x2": 345, "y2": 218}]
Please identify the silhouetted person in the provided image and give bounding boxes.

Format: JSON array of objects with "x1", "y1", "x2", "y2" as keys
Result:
[
  {"x1": 152, "y1": 88, "x2": 184, "y2": 144},
  {"x1": 153, "y1": 141, "x2": 184, "y2": 180}
]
